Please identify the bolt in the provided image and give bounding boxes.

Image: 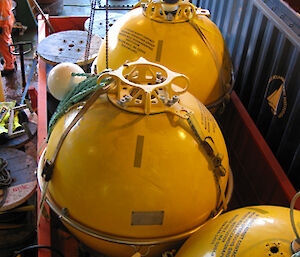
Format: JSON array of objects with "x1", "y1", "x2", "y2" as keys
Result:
[
  {"x1": 166, "y1": 95, "x2": 179, "y2": 106},
  {"x1": 118, "y1": 97, "x2": 131, "y2": 106},
  {"x1": 156, "y1": 72, "x2": 163, "y2": 84},
  {"x1": 172, "y1": 95, "x2": 179, "y2": 102},
  {"x1": 124, "y1": 95, "x2": 131, "y2": 101},
  {"x1": 61, "y1": 208, "x2": 69, "y2": 216},
  {"x1": 160, "y1": 95, "x2": 166, "y2": 103},
  {"x1": 166, "y1": 13, "x2": 174, "y2": 21}
]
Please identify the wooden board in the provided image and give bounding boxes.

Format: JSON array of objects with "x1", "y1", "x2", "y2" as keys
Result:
[
  {"x1": 0, "y1": 148, "x2": 36, "y2": 211},
  {"x1": 0, "y1": 122, "x2": 37, "y2": 149},
  {"x1": 37, "y1": 30, "x2": 102, "y2": 65},
  {"x1": 84, "y1": 12, "x2": 124, "y2": 38}
]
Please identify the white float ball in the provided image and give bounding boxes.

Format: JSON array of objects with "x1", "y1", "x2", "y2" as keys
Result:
[{"x1": 47, "y1": 62, "x2": 85, "y2": 101}]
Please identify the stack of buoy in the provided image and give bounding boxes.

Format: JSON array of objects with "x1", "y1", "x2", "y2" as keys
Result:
[{"x1": 40, "y1": 1, "x2": 300, "y2": 257}]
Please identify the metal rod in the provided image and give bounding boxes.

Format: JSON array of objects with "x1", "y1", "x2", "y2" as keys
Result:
[
  {"x1": 31, "y1": 0, "x2": 55, "y2": 33},
  {"x1": 84, "y1": 0, "x2": 97, "y2": 72},
  {"x1": 19, "y1": 44, "x2": 26, "y2": 88},
  {"x1": 105, "y1": 0, "x2": 109, "y2": 69}
]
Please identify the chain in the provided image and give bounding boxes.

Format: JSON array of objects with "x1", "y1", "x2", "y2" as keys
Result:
[
  {"x1": 105, "y1": 0, "x2": 109, "y2": 69},
  {"x1": 84, "y1": 0, "x2": 97, "y2": 72},
  {"x1": 47, "y1": 72, "x2": 112, "y2": 139}
]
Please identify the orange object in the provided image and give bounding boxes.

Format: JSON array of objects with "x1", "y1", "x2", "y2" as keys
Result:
[{"x1": 0, "y1": 0, "x2": 16, "y2": 70}]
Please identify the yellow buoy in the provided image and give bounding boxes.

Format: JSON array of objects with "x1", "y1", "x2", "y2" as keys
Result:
[
  {"x1": 176, "y1": 205, "x2": 300, "y2": 257},
  {"x1": 38, "y1": 58, "x2": 232, "y2": 257},
  {"x1": 97, "y1": 0, "x2": 233, "y2": 110}
]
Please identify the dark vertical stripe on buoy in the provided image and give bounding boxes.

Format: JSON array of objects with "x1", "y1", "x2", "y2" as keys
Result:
[
  {"x1": 134, "y1": 135, "x2": 144, "y2": 168},
  {"x1": 155, "y1": 40, "x2": 163, "y2": 62}
]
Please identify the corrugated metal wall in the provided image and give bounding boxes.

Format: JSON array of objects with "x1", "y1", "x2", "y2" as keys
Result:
[{"x1": 192, "y1": 0, "x2": 300, "y2": 189}]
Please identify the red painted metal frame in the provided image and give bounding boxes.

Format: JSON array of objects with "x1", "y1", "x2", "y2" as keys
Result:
[
  {"x1": 37, "y1": 14, "x2": 51, "y2": 257},
  {"x1": 37, "y1": 15, "x2": 88, "y2": 257},
  {"x1": 219, "y1": 92, "x2": 300, "y2": 210},
  {"x1": 36, "y1": 15, "x2": 299, "y2": 257}
]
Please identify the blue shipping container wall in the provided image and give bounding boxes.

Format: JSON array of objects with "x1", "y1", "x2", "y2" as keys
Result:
[{"x1": 191, "y1": 0, "x2": 300, "y2": 189}]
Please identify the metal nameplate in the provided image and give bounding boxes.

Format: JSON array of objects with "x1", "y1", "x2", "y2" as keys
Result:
[{"x1": 131, "y1": 211, "x2": 164, "y2": 225}]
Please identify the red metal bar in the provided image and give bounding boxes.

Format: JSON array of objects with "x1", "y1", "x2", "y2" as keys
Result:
[
  {"x1": 48, "y1": 16, "x2": 88, "y2": 32},
  {"x1": 37, "y1": 14, "x2": 51, "y2": 257}
]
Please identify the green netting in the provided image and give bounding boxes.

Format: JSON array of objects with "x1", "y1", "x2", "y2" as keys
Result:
[{"x1": 47, "y1": 70, "x2": 112, "y2": 139}]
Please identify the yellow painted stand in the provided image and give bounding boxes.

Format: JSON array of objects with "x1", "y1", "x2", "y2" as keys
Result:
[{"x1": 0, "y1": 73, "x2": 5, "y2": 101}]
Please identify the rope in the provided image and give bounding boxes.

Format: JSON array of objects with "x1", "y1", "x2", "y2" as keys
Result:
[
  {"x1": 0, "y1": 158, "x2": 13, "y2": 207},
  {"x1": 47, "y1": 71, "x2": 111, "y2": 139}
]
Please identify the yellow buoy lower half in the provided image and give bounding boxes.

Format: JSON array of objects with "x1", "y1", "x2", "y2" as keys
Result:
[{"x1": 176, "y1": 205, "x2": 300, "y2": 257}]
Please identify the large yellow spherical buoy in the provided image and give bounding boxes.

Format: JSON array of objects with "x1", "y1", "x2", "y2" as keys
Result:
[
  {"x1": 175, "y1": 205, "x2": 300, "y2": 257},
  {"x1": 38, "y1": 58, "x2": 232, "y2": 257},
  {"x1": 97, "y1": 1, "x2": 233, "y2": 110},
  {"x1": 47, "y1": 62, "x2": 85, "y2": 100}
]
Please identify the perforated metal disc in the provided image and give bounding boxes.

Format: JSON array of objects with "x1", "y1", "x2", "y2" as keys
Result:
[{"x1": 37, "y1": 30, "x2": 102, "y2": 65}]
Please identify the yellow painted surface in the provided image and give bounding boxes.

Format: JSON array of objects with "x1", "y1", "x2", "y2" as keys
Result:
[
  {"x1": 45, "y1": 81, "x2": 230, "y2": 256},
  {"x1": 97, "y1": 4, "x2": 232, "y2": 107},
  {"x1": 176, "y1": 205, "x2": 300, "y2": 257}
]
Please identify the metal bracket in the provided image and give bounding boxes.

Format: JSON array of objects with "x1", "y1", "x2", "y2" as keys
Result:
[{"x1": 100, "y1": 57, "x2": 190, "y2": 116}]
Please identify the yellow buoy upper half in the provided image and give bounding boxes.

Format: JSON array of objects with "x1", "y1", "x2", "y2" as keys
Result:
[
  {"x1": 45, "y1": 84, "x2": 229, "y2": 240},
  {"x1": 176, "y1": 205, "x2": 300, "y2": 257},
  {"x1": 97, "y1": 1, "x2": 233, "y2": 107}
]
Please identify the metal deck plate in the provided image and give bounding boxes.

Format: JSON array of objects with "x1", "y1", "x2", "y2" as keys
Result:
[{"x1": 37, "y1": 30, "x2": 102, "y2": 66}]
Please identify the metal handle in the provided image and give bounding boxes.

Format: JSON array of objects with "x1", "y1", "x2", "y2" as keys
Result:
[{"x1": 9, "y1": 41, "x2": 32, "y2": 56}]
